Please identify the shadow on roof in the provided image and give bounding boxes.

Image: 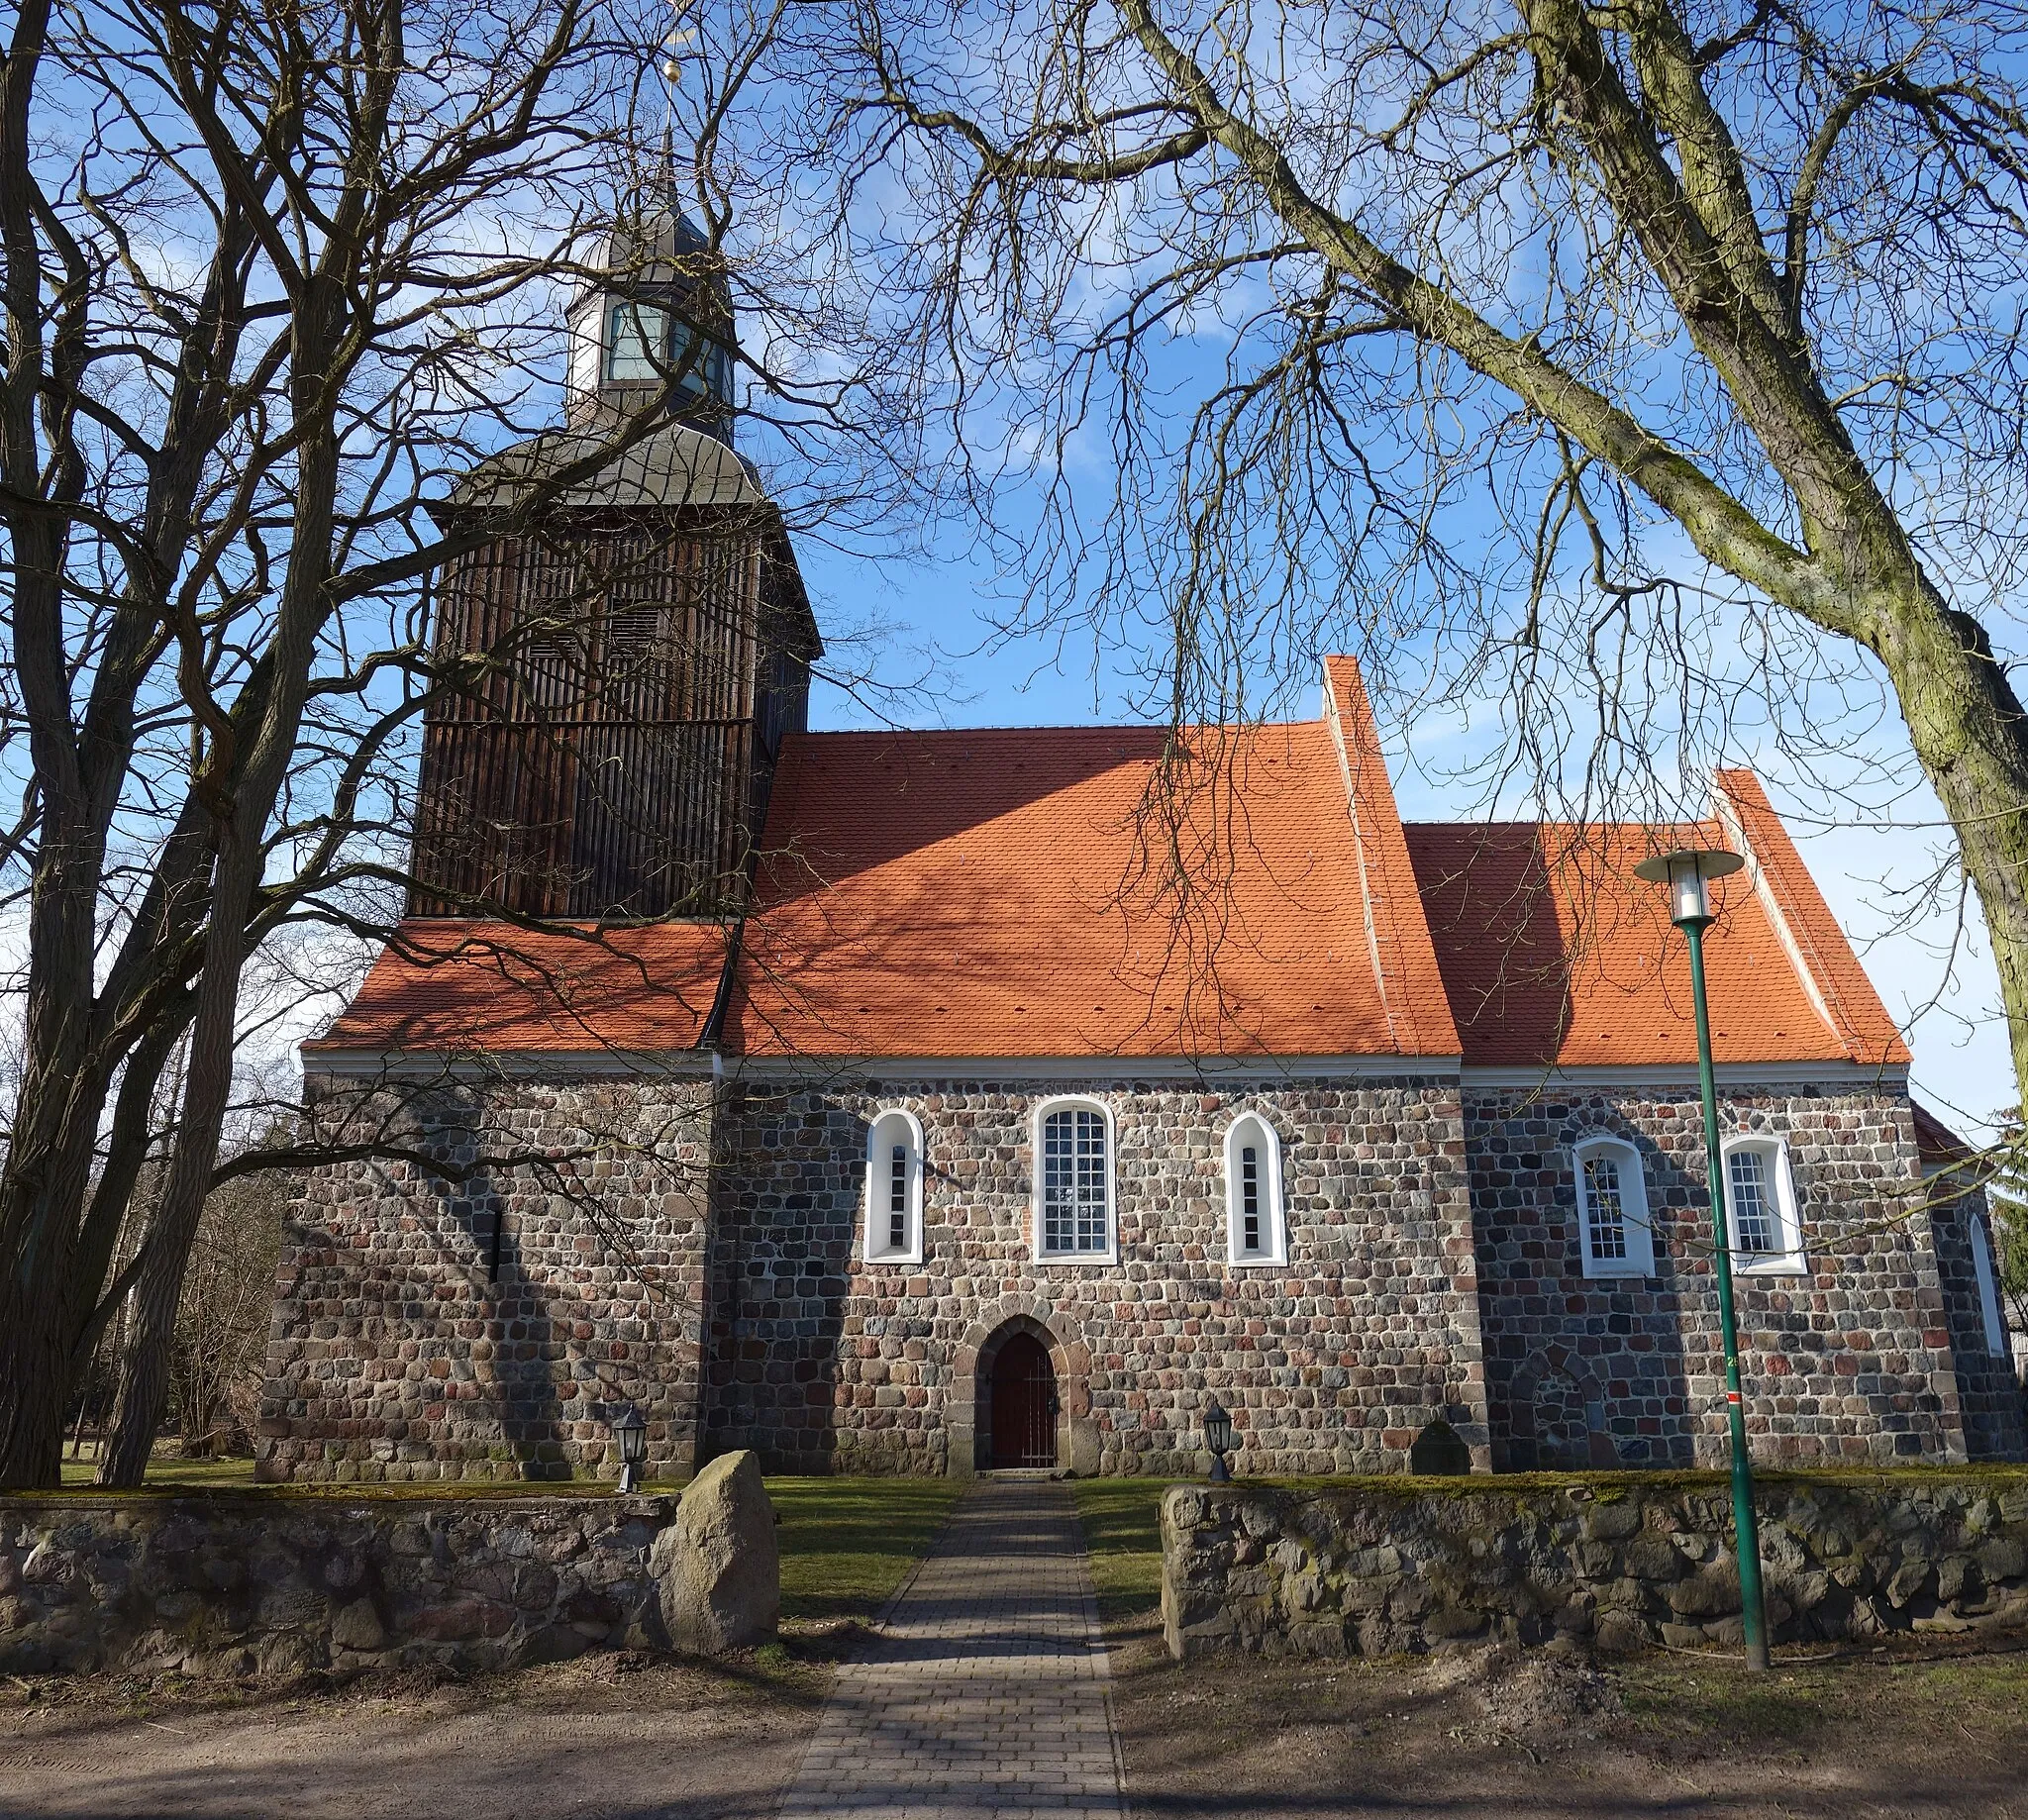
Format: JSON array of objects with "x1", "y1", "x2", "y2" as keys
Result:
[{"x1": 1405, "y1": 823, "x2": 1575, "y2": 1069}]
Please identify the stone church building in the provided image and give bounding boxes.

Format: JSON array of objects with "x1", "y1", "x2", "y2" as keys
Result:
[{"x1": 255, "y1": 213, "x2": 2025, "y2": 1484}]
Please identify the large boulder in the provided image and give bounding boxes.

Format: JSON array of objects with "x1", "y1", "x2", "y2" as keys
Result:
[{"x1": 657, "y1": 1450, "x2": 778, "y2": 1654}]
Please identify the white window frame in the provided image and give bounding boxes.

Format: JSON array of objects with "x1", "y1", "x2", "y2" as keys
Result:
[
  {"x1": 1572, "y1": 1133, "x2": 1656, "y2": 1278},
  {"x1": 1970, "y1": 1206, "x2": 2008, "y2": 1357},
  {"x1": 1032, "y1": 1096, "x2": 1117, "y2": 1264},
  {"x1": 1223, "y1": 1112, "x2": 1287, "y2": 1266},
  {"x1": 862, "y1": 1108, "x2": 926, "y2": 1265},
  {"x1": 1720, "y1": 1133, "x2": 1807, "y2": 1275}
]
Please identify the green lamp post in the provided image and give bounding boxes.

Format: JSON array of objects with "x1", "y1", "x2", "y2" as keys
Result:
[{"x1": 1633, "y1": 845, "x2": 1773, "y2": 1672}]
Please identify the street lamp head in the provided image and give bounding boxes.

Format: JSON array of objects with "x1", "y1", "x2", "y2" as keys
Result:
[
  {"x1": 1204, "y1": 1398, "x2": 1234, "y2": 1482},
  {"x1": 1634, "y1": 846, "x2": 1743, "y2": 927},
  {"x1": 611, "y1": 1405, "x2": 647, "y2": 1491}
]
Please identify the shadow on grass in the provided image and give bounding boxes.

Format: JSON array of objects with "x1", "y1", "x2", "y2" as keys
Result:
[
  {"x1": 767, "y1": 1476, "x2": 964, "y2": 1623},
  {"x1": 1109, "y1": 1634, "x2": 2028, "y2": 1819},
  {"x1": 1070, "y1": 1477, "x2": 1167, "y2": 1628},
  {"x1": 2, "y1": 1615, "x2": 954, "y2": 1742}
]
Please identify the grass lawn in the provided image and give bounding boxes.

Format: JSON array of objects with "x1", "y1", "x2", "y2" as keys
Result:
[
  {"x1": 58, "y1": 1452, "x2": 258, "y2": 1488},
  {"x1": 768, "y1": 1476, "x2": 964, "y2": 1622},
  {"x1": 1070, "y1": 1477, "x2": 1167, "y2": 1626}
]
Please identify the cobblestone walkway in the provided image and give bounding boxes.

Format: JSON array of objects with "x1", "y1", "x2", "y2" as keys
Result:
[{"x1": 775, "y1": 1475, "x2": 1126, "y2": 1820}]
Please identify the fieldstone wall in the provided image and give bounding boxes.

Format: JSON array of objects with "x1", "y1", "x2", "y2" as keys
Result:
[
  {"x1": 258, "y1": 1074, "x2": 715, "y2": 1483},
  {"x1": 257, "y1": 1064, "x2": 2015, "y2": 1482},
  {"x1": 0, "y1": 1492, "x2": 679, "y2": 1677},
  {"x1": 704, "y1": 1074, "x2": 1489, "y2": 1476},
  {"x1": 1162, "y1": 1468, "x2": 2028, "y2": 1661},
  {"x1": 1466, "y1": 1083, "x2": 1978, "y2": 1469},
  {"x1": 1922, "y1": 1171, "x2": 2028, "y2": 1463}
]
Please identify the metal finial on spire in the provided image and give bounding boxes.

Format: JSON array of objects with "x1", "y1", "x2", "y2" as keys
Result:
[{"x1": 659, "y1": 6, "x2": 694, "y2": 206}]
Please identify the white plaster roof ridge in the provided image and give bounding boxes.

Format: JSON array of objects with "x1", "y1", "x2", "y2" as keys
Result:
[{"x1": 1707, "y1": 772, "x2": 1852, "y2": 1056}]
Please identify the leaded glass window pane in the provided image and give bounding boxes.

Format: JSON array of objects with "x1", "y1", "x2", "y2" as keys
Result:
[
  {"x1": 1584, "y1": 1153, "x2": 1627, "y2": 1261},
  {"x1": 1043, "y1": 1108, "x2": 1108, "y2": 1254},
  {"x1": 1973, "y1": 1214, "x2": 2007, "y2": 1355},
  {"x1": 1729, "y1": 1149, "x2": 1775, "y2": 1254},
  {"x1": 888, "y1": 1144, "x2": 907, "y2": 1252},
  {"x1": 1240, "y1": 1146, "x2": 1262, "y2": 1253}
]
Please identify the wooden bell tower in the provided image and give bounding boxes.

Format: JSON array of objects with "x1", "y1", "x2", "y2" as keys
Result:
[{"x1": 406, "y1": 209, "x2": 820, "y2": 921}]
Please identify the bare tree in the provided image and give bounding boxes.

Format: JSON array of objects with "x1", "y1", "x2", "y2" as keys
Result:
[
  {"x1": 1996, "y1": 1203, "x2": 2028, "y2": 1360},
  {"x1": 0, "y1": 0, "x2": 905, "y2": 1487},
  {"x1": 703, "y1": 0, "x2": 2028, "y2": 1115},
  {"x1": 159, "y1": 1156, "x2": 286, "y2": 1457}
]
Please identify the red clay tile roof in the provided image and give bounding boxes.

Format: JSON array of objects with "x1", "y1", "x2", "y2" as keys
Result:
[
  {"x1": 310, "y1": 659, "x2": 1909, "y2": 1073},
  {"x1": 1911, "y1": 1100, "x2": 1977, "y2": 1169},
  {"x1": 311, "y1": 920, "x2": 728, "y2": 1054},
  {"x1": 729, "y1": 707, "x2": 1450, "y2": 1060},
  {"x1": 1712, "y1": 769, "x2": 1908, "y2": 1068},
  {"x1": 1402, "y1": 810, "x2": 1909, "y2": 1070}
]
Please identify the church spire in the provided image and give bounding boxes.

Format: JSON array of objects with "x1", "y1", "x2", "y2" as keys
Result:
[{"x1": 563, "y1": 10, "x2": 734, "y2": 440}]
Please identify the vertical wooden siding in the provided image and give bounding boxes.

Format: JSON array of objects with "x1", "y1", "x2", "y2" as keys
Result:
[{"x1": 407, "y1": 511, "x2": 783, "y2": 920}]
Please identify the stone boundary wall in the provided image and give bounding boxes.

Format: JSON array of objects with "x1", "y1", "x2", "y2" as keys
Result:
[
  {"x1": 1163, "y1": 1469, "x2": 2028, "y2": 1661},
  {"x1": 0, "y1": 1489, "x2": 730, "y2": 1678}
]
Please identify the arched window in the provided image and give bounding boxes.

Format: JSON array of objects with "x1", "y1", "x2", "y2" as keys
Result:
[
  {"x1": 1721, "y1": 1132, "x2": 1806, "y2": 1274},
  {"x1": 1970, "y1": 1206, "x2": 2009, "y2": 1357},
  {"x1": 863, "y1": 1109, "x2": 925, "y2": 1265},
  {"x1": 1034, "y1": 1098, "x2": 1115, "y2": 1262},
  {"x1": 1572, "y1": 1134, "x2": 1655, "y2": 1278},
  {"x1": 1224, "y1": 1113, "x2": 1287, "y2": 1265}
]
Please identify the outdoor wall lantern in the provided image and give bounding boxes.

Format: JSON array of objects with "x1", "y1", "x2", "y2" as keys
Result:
[
  {"x1": 612, "y1": 1405, "x2": 647, "y2": 1494},
  {"x1": 1203, "y1": 1399, "x2": 1234, "y2": 1483},
  {"x1": 1633, "y1": 843, "x2": 1772, "y2": 1672}
]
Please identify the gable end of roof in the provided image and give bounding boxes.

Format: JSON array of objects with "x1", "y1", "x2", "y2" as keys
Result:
[
  {"x1": 1711, "y1": 769, "x2": 1910, "y2": 1068},
  {"x1": 1321, "y1": 658, "x2": 1461, "y2": 1060}
]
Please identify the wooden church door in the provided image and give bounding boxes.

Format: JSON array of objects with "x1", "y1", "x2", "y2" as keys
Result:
[{"x1": 988, "y1": 1332, "x2": 1058, "y2": 1468}]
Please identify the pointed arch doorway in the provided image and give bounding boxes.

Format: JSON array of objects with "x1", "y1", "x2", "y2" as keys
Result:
[{"x1": 987, "y1": 1330, "x2": 1059, "y2": 1468}]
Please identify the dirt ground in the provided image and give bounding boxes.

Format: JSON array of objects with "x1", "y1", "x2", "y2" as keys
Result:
[
  {"x1": 7, "y1": 1616, "x2": 2028, "y2": 1818},
  {"x1": 1106, "y1": 1616, "x2": 2028, "y2": 1819},
  {"x1": 0, "y1": 1631, "x2": 850, "y2": 1820}
]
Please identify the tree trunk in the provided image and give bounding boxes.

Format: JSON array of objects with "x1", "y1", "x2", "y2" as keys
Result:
[
  {"x1": 0, "y1": 1091, "x2": 117, "y2": 1486},
  {"x1": 1867, "y1": 586, "x2": 2028, "y2": 1124},
  {"x1": 0, "y1": 1305, "x2": 76, "y2": 1488},
  {"x1": 64, "y1": 1017, "x2": 188, "y2": 1367},
  {"x1": 98, "y1": 845, "x2": 254, "y2": 1487},
  {"x1": 97, "y1": 401, "x2": 338, "y2": 1488}
]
